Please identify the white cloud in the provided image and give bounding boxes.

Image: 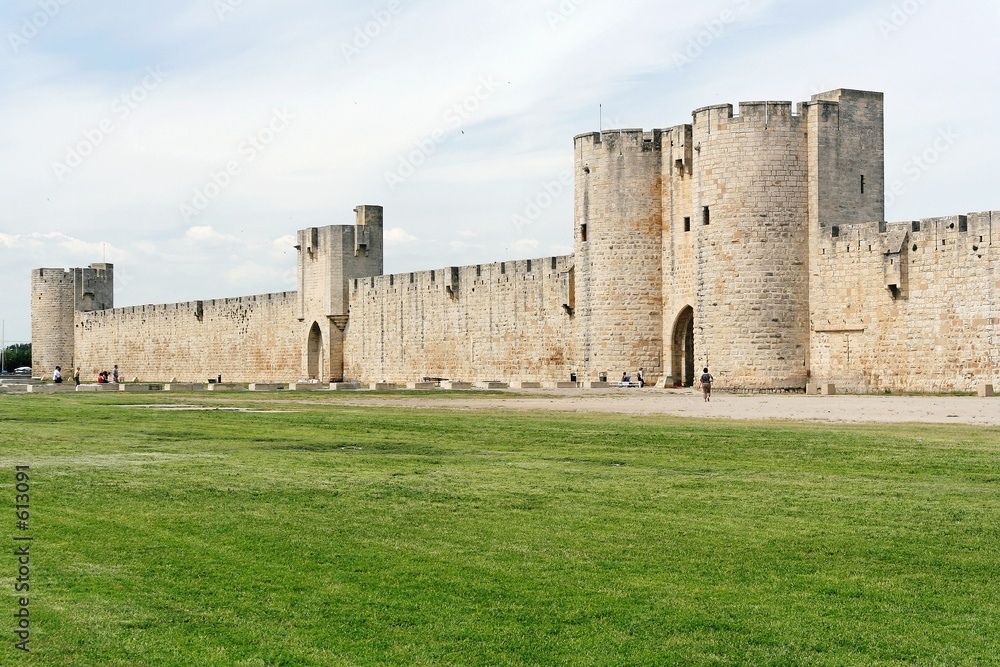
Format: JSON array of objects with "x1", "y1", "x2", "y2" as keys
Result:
[{"x1": 385, "y1": 227, "x2": 418, "y2": 245}]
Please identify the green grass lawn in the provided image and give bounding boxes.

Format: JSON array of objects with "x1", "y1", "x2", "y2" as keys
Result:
[{"x1": 1, "y1": 393, "x2": 998, "y2": 666}]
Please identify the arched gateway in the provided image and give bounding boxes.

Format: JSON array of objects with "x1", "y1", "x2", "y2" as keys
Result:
[{"x1": 671, "y1": 306, "x2": 695, "y2": 387}]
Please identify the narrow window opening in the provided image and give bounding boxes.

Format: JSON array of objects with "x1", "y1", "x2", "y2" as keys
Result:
[
  {"x1": 354, "y1": 279, "x2": 358, "y2": 289},
  {"x1": 409, "y1": 273, "x2": 414, "y2": 284},
  {"x1": 581, "y1": 224, "x2": 588, "y2": 242},
  {"x1": 551, "y1": 257, "x2": 557, "y2": 270},
  {"x1": 959, "y1": 218, "x2": 968, "y2": 232},
  {"x1": 431, "y1": 270, "x2": 436, "y2": 281},
  {"x1": 703, "y1": 206, "x2": 710, "y2": 226},
  {"x1": 831, "y1": 226, "x2": 840, "y2": 238},
  {"x1": 501, "y1": 263, "x2": 506, "y2": 275},
  {"x1": 527, "y1": 259, "x2": 532, "y2": 272},
  {"x1": 888, "y1": 285, "x2": 900, "y2": 299},
  {"x1": 860, "y1": 174, "x2": 865, "y2": 194},
  {"x1": 389, "y1": 275, "x2": 394, "y2": 286},
  {"x1": 683, "y1": 217, "x2": 691, "y2": 232}
]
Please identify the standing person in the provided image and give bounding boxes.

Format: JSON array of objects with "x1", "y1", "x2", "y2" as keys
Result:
[
  {"x1": 112, "y1": 365, "x2": 120, "y2": 383},
  {"x1": 53, "y1": 366, "x2": 63, "y2": 384},
  {"x1": 637, "y1": 368, "x2": 645, "y2": 388},
  {"x1": 700, "y1": 367, "x2": 714, "y2": 402},
  {"x1": 73, "y1": 367, "x2": 81, "y2": 386}
]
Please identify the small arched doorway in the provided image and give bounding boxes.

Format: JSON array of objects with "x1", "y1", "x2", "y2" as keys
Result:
[
  {"x1": 307, "y1": 322, "x2": 323, "y2": 380},
  {"x1": 671, "y1": 306, "x2": 695, "y2": 387}
]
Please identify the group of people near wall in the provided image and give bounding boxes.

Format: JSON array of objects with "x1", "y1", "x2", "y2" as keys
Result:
[{"x1": 52, "y1": 364, "x2": 120, "y2": 385}]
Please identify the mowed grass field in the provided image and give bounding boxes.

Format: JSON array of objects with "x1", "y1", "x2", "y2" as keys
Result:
[{"x1": 1, "y1": 393, "x2": 999, "y2": 666}]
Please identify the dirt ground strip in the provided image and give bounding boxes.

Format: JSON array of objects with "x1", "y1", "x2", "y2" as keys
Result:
[{"x1": 328, "y1": 388, "x2": 1000, "y2": 426}]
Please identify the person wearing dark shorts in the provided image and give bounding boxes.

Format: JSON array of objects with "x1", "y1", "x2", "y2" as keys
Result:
[{"x1": 700, "y1": 367, "x2": 714, "y2": 402}]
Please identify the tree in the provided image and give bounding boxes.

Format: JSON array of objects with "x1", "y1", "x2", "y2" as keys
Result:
[{"x1": 2, "y1": 343, "x2": 30, "y2": 371}]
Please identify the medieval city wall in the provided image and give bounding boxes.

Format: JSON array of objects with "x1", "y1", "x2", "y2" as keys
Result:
[
  {"x1": 74, "y1": 291, "x2": 303, "y2": 383},
  {"x1": 810, "y1": 210, "x2": 1000, "y2": 392},
  {"x1": 344, "y1": 256, "x2": 577, "y2": 383}
]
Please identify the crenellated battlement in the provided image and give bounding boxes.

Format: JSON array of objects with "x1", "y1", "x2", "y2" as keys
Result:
[
  {"x1": 351, "y1": 255, "x2": 573, "y2": 296},
  {"x1": 574, "y1": 129, "x2": 663, "y2": 153}
]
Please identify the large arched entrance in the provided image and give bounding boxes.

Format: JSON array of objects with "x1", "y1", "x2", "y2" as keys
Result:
[
  {"x1": 307, "y1": 322, "x2": 323, "y2": 380},
  {"x1": 671, "y1": 306, "x2": 695, "y2": 387}
]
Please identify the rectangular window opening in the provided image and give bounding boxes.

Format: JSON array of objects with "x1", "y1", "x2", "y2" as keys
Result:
[
  {"x1": 581, "y1": 224, "x2": 588, "y2": 243},
  {"x1": 501, "y1": 263, "x2": 506, "y2": 275},
  {"x1": 476, "y1": 265, "x2": 481, "y2": 277},
  {"x1": 683, "y1": 216, "x2": 691, "y2": 232},
  {"x1": 703, "y1": 207, "x2": 710, "y2": 226},
  {"x1": 526, "y1": 259, "x2": 532, "y2": 272},
  {"x1": 861, "y1": 174, "x2": 865, "y2": 194},
  {"x1": 551, "y1": 257, "x2": 557, "y2": 270}
]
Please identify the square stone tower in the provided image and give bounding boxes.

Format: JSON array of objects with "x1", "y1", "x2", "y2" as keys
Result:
[{"x1": 296, "y1": 205, "x2": 384, "y2": 381}]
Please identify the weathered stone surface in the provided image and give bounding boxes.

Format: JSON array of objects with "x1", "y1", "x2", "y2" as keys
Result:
[{"x1": 29, "y1": 91, "x2": 1000, "y2": 394}]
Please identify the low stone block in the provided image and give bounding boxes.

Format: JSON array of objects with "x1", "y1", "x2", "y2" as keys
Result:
[
  {"x1": 370, "y1": 383, "x2": 399, "y2": 391},
  {"x1": 477, "y1": 382, "x2": 509, "y2": 390},
  {"x1": 441, "y1": 381, "x2": 473, "y2": 390},
  {"x1": 979, "y1": 384, "x2": 995, "y2": 398},
  {"x1": 329, "y1": 382, "x2": 362, "y2": 391},
  {"x1": 291, "y1": 382, "x2": 329, "y2": 391},
  {"x1": 206, "y1": 383, "x2": 245, "y2": 391},
  {"x1": 119, "y1": 384, "x2": 165, "y2": 392},
  {"x1": 584, "y1": 381, "x2": 609, "y2": 389},
  {"x1": 545, "y1": 382, "x2": 581, "y2": 389},
  {"x1": 406, "y1": 382, "x2": 439, "y2": 390},
  {"x1": 2, "y1": 384, "x2": 28, "y2": 393},
  {"x1": 165, "y1": 383, "x2": 206, "y2": 392},
  {"x1": 27, "y1": 384, "x2": 76, "y2": 393},
  {"x1": 249, "y1": 383, "x2": 286, "y2": 391},
  {"x1": 820, "y1": 383, "x2": 837, "y2": 395},
  {"x1": 512, "y1": 381, "x2": 542, "y2": 389}
]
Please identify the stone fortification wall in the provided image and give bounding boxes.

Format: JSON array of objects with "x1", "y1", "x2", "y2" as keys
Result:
[
  {"x1": 574, "y1": 130, "x2": 664, "y2": 383},
  {"x1": 810, "y1": 211, "x2": 1000, "y2": 392},
  {"x1": 74, "y1": 291, "x2": 302, "y2": 383},
  {"x1": 344, "y1": 256, "x2": 576, "y2": 383}
]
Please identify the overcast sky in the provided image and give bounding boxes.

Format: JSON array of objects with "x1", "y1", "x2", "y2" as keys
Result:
[{"x1": 1, "y1": 0, "x2": 998, "y2": 343}]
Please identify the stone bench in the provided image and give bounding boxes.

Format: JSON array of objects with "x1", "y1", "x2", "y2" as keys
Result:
[
  {"x1": 164, "y1": 383, "x2": 206, "y2": 391},
  {"x1": 206, "y1": 383, "x2": 245, "y2": 391},
  {"x1": 249, "y1": 383, "x2": 286, "y2": 391},
  {"x1": 119, "y1": 384, "x2": 165, "y2": 392},
  {"x1": 512, "y1": 381, "x2": 542, "y2": 389},
  {"x1": 290, "y1": 382, "x2": 329, "y2": 391},
  {"x1": 27, "y1": 384, "x2": 77, "y2": 393},
  {"x1": 370, "y1": 383, "x2": 399, "y2": 391},
  {"x1": 477, "y1": 381, "x2": 509, "y2": 390},
  {"x1": 441, "y1": 381, "x2": 473, "y2": 390},
  {"x1": 406, "y1": 382, "x2": 439, "y2": 390},
  {"x1": 330, "y1": 382, "x2": 362, "y2": 391}
]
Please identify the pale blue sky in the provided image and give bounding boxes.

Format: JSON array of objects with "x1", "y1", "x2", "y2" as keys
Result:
[{"x1": 2, "y1": 0, "x2": 998, "y2": 342}]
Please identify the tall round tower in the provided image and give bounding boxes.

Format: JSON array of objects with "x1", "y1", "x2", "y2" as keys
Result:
[
  {"x1": 31, "y1": 268, "x2": 76, "y2": 378},
  {"x1": 573, "y1": 130, "x2": 663, "y2": 382},
  {"x1": 672, "y1": 101, "x2": 811, "y2": 390}
]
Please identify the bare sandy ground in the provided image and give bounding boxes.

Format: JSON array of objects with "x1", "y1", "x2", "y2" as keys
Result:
[{"x1": 334, "y1": 388, "x2": 1000, "y2": 426}]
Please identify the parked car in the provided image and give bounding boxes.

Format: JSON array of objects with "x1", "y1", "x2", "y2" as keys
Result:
[{"x1": 13, "y1": 367, "x2": 32, "y2": 375}]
